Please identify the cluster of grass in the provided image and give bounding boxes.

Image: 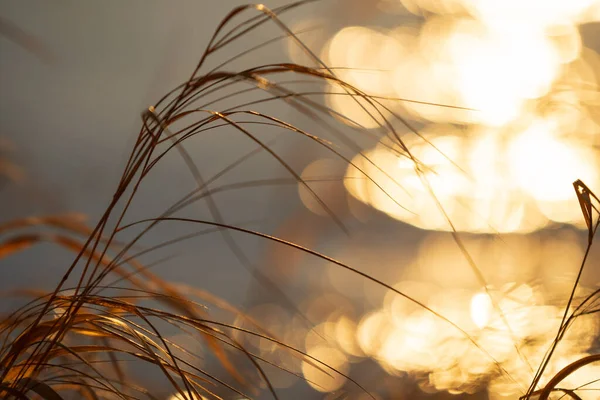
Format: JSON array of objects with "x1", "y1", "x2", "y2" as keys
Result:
[{"x1": 1, "y1": 1, "x2": 599, "y2": 399}]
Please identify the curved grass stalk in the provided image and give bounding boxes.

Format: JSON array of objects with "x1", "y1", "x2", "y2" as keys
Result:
[{"x1": 5, "y1": 1, "x2": 587, "y2": 399}]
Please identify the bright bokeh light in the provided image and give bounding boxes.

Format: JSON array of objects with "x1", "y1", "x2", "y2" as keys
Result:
[
  {"x1": 470, "y1": 292, "x2": 493, "y2": 328},
  {"x1": 325, "y1": 1, "x2": 600, "y2": 233},
  {"x1": 509, "y1": 119, "x2": 600, "y2": 224},
  {"x1": 321, "y1": 13, "x2": 599, "y2": 126},
  {"x1": 241, "y1": 233, "x2": 598, "y2": 397},
  {"x1": 302, "y1": 345, "x2": 349, "y2": 392},
  {"x1": 446, "y1": 20, "x2": 560, "y2": 125},
  {"x1": 361, "y1": 280, "x2": 599, "y2": 397},
  {"x1": 313, "y1": 0, "x2": 600, "y2": 128},
  {"x1": 286, "y1": 0, "x2": 600, "y2": 397},
  {"x1": 344, "y1": 120, "x2": 600, "y2": 233},
  {"x1": 325, "y1": 26, "x2": 405, "y2": 97},
  {"x1": 463, "y1": 0, "x2": 600, "y2": 29}
]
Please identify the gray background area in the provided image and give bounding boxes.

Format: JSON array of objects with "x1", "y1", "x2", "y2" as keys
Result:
[
  {"x1": 1, "y1": 0, "x2": 314, "y2": 295},
  {"x1": 0, "y1": 0, "x2": 416, "y2": 308}
]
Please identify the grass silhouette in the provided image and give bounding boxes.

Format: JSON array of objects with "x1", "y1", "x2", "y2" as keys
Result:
[{"x1": 1, "y1": 2, "x2": 599, "y2": 399}]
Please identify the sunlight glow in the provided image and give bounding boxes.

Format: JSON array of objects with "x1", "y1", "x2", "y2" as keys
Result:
[
  {"x1": 302, "y1": 345, "x2": 349, "y2": 392},
  {"x1": 470, "y1": 292, "x2": 493, "y2": 329},
  {"x1": 274, "y1": 230, "x2": 600, "y2": 397},
  {"x1": 319, "y1": 0, "x2": 600, "y2": 233},
  {"x1": 286, "y1": 0, "x2": 600, "y2": 396},
  {"x1": 242, "y1": 233, "x2": 598, "y2": 396},
  {"x1": 344, "y1": 119, "x2": 600, "y2": 233},
  {"x1": 365, "y1": 281, "x2": 599, "y2": 396}
]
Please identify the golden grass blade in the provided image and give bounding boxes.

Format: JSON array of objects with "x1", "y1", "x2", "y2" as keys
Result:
[
  {"x1": 535, "y1": 354, "x2": 600, "y2": 400},
  {"x1": 574, "y1": 179, "x2": 600, "y2": 244},
  {"x1": 0, "y1": 235, "x2": 39, "y2": 260}
]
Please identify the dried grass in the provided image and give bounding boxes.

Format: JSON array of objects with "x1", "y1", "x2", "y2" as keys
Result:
[{"x1": 0, "y1": 1, "x2": 598, "y2": 399}]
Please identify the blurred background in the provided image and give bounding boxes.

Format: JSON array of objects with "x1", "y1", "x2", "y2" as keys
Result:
[{"x1": 1, "y1": 0, "x2": 600, "y2": 399}]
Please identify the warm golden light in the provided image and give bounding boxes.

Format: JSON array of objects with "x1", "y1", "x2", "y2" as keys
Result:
[
  {"x1": 286, "y1": 0, "x2": 600, "y2": 397},
  {"x1": 301, "y1": 345, "x2": 349, "y2": 392},
  {"x1": 285, "y1": 229, "x2": 599, "y2": 397},
  {"x1": 356, "y1": 280, "x2": 599, "y2": 396},
  {"x1": 325, "y1": 26, "x2": 405, "y2": 97},
  {"x1": 509, "y1": 119, "x2": 599, "y2": 225},
  {"x1": 470, "y1": 292, "x2": 493, "y2": 329},
  {"x1": 464, "y1": 0, "x2": 600, "y2": 30},
  {"x1": 451, "y1": 22, "x2": 560, "y2": 125},
  {"x1": 344, "y1": 119, "x2": 600, "y2": 233}
]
